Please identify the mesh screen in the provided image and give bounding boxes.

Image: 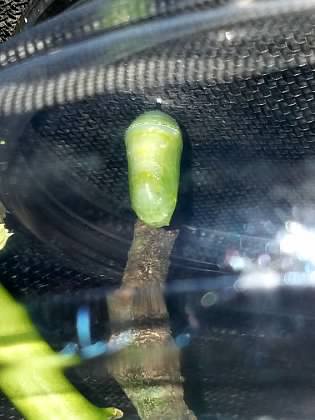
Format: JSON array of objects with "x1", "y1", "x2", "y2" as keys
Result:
[
  {"x1": 6, "y1": 8, "x2": 315, "y2": 269},
  {"x1": 2, "y1": 1, "x2": 315, "y2": 419},
  {"x1": 0, "y1": 0, "x2": 29, "y2": 41}
]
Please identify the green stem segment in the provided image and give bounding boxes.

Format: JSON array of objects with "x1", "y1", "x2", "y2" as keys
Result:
[
  {"x1": 0, "y1": 285, "x2": 122, "y2": 420},
  {"x1": 125, "y1": 111, "x2": 183, "y2": 228}
]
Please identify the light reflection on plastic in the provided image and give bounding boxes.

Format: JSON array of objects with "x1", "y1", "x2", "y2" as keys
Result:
[
  {"x1": 175, "y1": 332, "x2": 191, "y2": 349},
  {"x1": 62, "y1": 330, "x2": 134, "y2": 360},
  {"x1": 279, "y1": 221, "x2": 315, "y2": 263},
  {"x1": 200, "y1": 291, "x2": 218, "y2": 308},
  {"x1": 81, "y1": 330, "x2": 134, "y2": 359},
  {"x1": 255, "y1": 416, "x2": 276, "y2": 420},
  {"x1": 61, "y1": 306, "x2": 133, "y2": 360},
  {"x1": 257, "y1": 254, "x2": 271, "y2": 267},
  {"x1": 60, "y1": 342, "x2": 78, "y2": 356},
  {"x1": 225, "y1": 31, "x2": 234, "y2": 41},
  {"x1": 108, "y1": 330, "x2": 133, "y2": 353},
  {"x1": 235, "y1": 270, "x2": 281, "y2": 291},
  {"x1": 237, "y1": 0, "x2": 254, "y2": 6},
  {"x1": 76, "y1": 306, "x2": 92, "y2": 347},
  {"x1": 225, "y1": 250, "x2": 252, "y2": 272},
  {"x1": 284, "y1": 271, "x2": 315, "y2": 287},
  {"x1": 228, "y1": 255, "x2": 248, "y2": 271}
]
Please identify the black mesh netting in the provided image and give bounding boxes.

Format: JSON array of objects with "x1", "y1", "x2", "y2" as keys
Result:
[
  {"x1": 5, "y1": 9, "x2": 315, "y2": 270},
  {"x1": 2, "y1": 0, "x2": 315, "y2": 419},
  {"x1": 0, "y1": 0, "x2": 29, "y2": 41}
]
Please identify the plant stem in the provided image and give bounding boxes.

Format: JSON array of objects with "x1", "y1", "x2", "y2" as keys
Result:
[{"x1": 107, "y1": 221, "x2": 196, "y2": 420}]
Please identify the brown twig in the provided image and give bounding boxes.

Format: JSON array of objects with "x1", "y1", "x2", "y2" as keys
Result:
[{"x1": 107, "y1": 221, "x2": 196, "y2": 420}]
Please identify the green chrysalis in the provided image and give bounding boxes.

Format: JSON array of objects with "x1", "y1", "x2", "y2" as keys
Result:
[{"x1": 125, "y1": 111, "x2": 183, "y2": 228}]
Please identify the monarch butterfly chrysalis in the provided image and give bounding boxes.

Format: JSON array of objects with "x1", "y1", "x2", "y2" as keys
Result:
[{"x1": 125, "y1": 111, "x2": 183, "y2": 228}]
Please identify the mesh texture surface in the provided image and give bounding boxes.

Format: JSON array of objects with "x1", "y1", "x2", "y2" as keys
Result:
[{"x1": 2, "y1": 1, "x2": 315, "y2": 419}]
